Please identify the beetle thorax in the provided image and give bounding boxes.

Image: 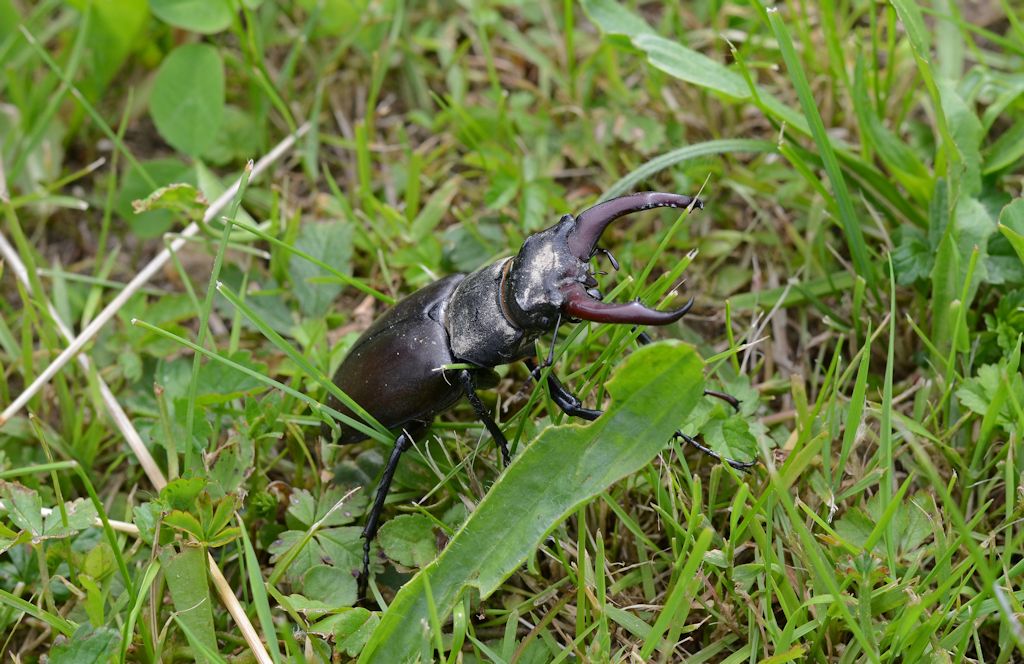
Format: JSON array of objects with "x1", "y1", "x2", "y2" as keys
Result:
[{"x1": 445, "y1": 260, "x2": 538, "y2": 367}]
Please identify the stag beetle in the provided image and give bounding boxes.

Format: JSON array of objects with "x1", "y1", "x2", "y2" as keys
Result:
[{"x1": 322, "y1": 191, "x2": 756, "y2": 598}]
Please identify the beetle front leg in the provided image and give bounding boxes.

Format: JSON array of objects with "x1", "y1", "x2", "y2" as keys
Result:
[
  {"x1": 528, "y1": 358, "x2": 756, "y2": 471},
  {"x1": 524, "y1": 358, "x2": 601, "y2": 421},
  {"x1": 360, "y1": 430, "x2": 414, "y2": 601},
  {"x1": 458, "y1": 370, "x2": 511, "y2": 467},
  {"x1": 671, "y1": 432, "x2": 758, "y2": 471}
]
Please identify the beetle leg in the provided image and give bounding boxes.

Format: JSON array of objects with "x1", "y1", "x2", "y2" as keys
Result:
[
  {"x1": 530, "y1": 355, "x2": 757, "y2": 470},
  {"x1": 525, "y1": 358, "x2": 602, "y2": 421},
  {"x1": 700, "y1": 389, "x2": 741, "y2": 409},
  {"x1": 458, "y1": 370, "x2": 511, "y2": 467},
  {"x1": 359, "y1": 430, "x2": 414, "y2": 600},
  {"x1": 672, "y1": 431, "x2": 758, "y2": 472}
]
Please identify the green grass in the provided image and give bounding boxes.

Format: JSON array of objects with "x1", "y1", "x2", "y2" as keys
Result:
[{"x1": 1, "y1": 0, "x2": 1023, "y2": 662}]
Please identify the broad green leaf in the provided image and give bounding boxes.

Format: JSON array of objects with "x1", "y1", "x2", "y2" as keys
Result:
[
  {"x1": 79, "y1": 574, "x2": 105, "y2": 626},
  {"x1": 289, "y1": 221, "x2": 353, "y2": 317},
  {"x1": 378, "y1": 514, "x2": 438, "y2": 568},
  {"x1": 116, "y1": 158, "x2": 195, "y2": 237},
  {"x1": 634, "y1": 33, "x2": 748, "y2": 98},
  {"x1": 162, "y1": 546, "x2": 217, "y2": 664},
  {"x1": 358, "y1": 341, "x2": 705, "y2": 663},
  {"x1": 852, "y1": 54, "x2": 931, "y2": 200},
  {"x1": 316, "y1": 608, "x2": 379, "y2": 656},
  {"x1": 890, "y1": 0, "x2": 932, "y2": 66},
  {"x1": 581, "y1": 0, "x2": 810, "y2": 136},
  {"x1": 441, "y1": 221, "x2": 505, "y2": 273},
  {"x1": 577, "y1": 0, "x2": 655, "y2": 40},
  {"x1": 163, "y1": 510, "x2": 205, "y2": 541},
  {"x1": 161, "y1": 477, "x2": 207, "y2": 511},
  {"x1": 933, "y1": 0, "x2": 964, "y2": 80},
  {"x1": 0, "y1": 0, "x2": 18, "y2": 43},
  {"x1": 985, "y1": 118, "x2": 1024, "y2": 175},
  {"x1": 938, "y1": 80, "x2": 984, "y2": 197},
  {"x1": 67, "y1": 0, "x2": 148, "y2": 99},
  {"x1": 267, "y1": 526, "x2": 363, "y2": 585},
  {"x1": 49, "y1": 624, "x2": 120, "y2": 664},
  {"x1": 150, "y1": 43, "x2": 225, "y2": 156},
  {"x1": 0, "y1": 481, "x2": 43, "y2": 536},
  {"x1": 892, "y1": 227, "x2": 932, "y2": 286},
  {"x1": 131, "y1": 182, "x2": 208, "y2": 217},
  {"x1": 702, "y1": 417, "x2": 757, "y2": 462},
  {"x1": 953, "y1": 197, "x2": 995, "y2": 293},
  {"x1": 41, "y1": 498, "x2": 98, "y2": 538},
  {"x1": 296, "y1": 0, "x2": 368, "y2": 37},
  {"x1": 200, "y1": 105, "x2": 262, "y2": 166},
  {"x1": 0, "y1": 484, "x2": 94, "y2": 542},
  {"x1": 930, "y1": 225, "x2": 961, "y2": 360},
  {"x1": 156, "y1": 353, "x2": 268, "y2": 405},
  {"x1": 303, "y1": 564, "x2": 357, "y2": 606},
  {"x1": 195, "y1": 351, "x2": 269, "y2": 404},
  {"x1": 286, "y1": 487, "x2": 362, "y2": 529},
  {"x1": 999, "y1": 198, "x2": 1024, "y2": 266},
  {"x1": 957, "y1": 362, "x2": 1024, "y2": 428},
  {"x1": 0, "y1": 521, "x2": 29, "y2": 555},
  {"x1": 149, "y1": 0, "x2": 233, "y2": 34}
]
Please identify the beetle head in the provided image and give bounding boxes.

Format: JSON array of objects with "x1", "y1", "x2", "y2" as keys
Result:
[{"x1": 502, "y1": 192, "x2": 702, "y2": 331}]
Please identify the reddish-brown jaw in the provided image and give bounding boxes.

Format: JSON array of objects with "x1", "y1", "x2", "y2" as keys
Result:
[
  {"x1": 563, "y1": 286, "x2": 695, "y2": 325},
  {"x1": 566, "y1": 192, "x2": 702, "y2": 259},
  {"x1": 561, "y1": 191, "x2": 703, "y2": 326}
]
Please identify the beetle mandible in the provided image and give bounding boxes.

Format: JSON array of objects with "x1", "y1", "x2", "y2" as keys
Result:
[{"x1": 322, "y1": 191, "x2": 755, "y2": 598}]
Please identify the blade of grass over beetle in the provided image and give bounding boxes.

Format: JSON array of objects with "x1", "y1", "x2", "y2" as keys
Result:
[{"x1": 0, "y1": 123, "x2": 309, "y2": 427}]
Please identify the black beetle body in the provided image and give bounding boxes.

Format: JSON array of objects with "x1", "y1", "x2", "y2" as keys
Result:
[
  {"x1": 323, "y1": 192, "x2": 752, "y2": 599},
  {"x1": 327, "y1": 275, "x2": 468, "y2": 445}
]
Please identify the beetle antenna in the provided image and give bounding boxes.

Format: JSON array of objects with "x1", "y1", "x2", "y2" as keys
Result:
[
  {"x1": 545, "y1": 313, "x2": 562, "y2": 368},
  {"x1": 596, "y1": 247, "x2": 620, "y2": 271}
]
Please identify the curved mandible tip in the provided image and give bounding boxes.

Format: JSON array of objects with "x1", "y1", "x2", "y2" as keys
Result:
[
  {"x1": 563, "y1": 285, "x2": 694, "y2": 326},
  {"x1": 566, "y1": 192, "x2": 703, "y2": 259}
]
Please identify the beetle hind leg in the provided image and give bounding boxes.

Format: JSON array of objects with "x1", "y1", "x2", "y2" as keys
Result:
[{"x1": 359, "y1": 430, "x2": 414, "y2": 601}]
